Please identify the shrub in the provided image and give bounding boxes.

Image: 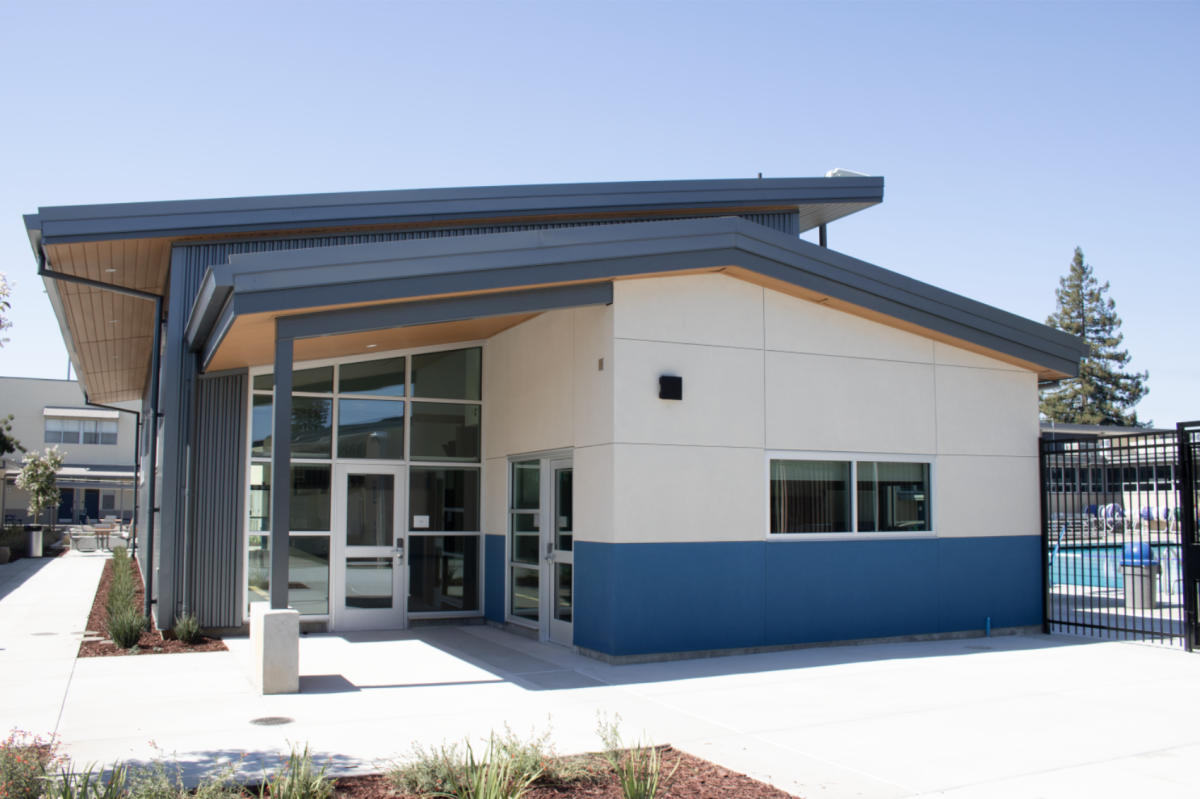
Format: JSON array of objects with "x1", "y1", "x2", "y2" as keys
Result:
[
  {"x1": 388, "y1": 720, "x2": 601, "y2": 795},
  {"x1": 172, "y1": 614, "x2": 201, "y2": 645},
  {"x1": 492, "y1": 723, "x2": 603, "y2": 785},
  {"x1": 0, "y1": 729, "x2": 59, "y2": 799},
  {"x1": 432, "y1": 738, "x2": 540, "y2": 799},
  {"x1": 105, "y1": 606, "x2": 147, "y2": 649},
  {"x1": 127, "y1": 745, "x2": 245, "y2": 799},
  {"x1": 597, "y1": 714, "x2": 679, "y2": 799},
  {"x1": 43, "y1": 763, "x2": 128, "y2": 799},
  {"x1": 258, "y1": 745, "x2": 333, "y2": 799},
  {"x1": 387, "y1": 741, "x2": 464, "y2": 796}
]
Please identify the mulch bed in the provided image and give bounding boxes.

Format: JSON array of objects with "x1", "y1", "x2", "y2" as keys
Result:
[
  {"x1": 79, "y1": 555, "x2": 228, "y2": 657},
  {"x1": 333, "y1": 749, "x2": 798, "y2": 799}
]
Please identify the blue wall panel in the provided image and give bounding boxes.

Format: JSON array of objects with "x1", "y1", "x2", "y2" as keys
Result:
[
  {"x1": 573, "y1": 535, "x2": 1040, "y2": 657},
  {"x1": 611, "y1": 543, "x2": 766, "y2": 657},
  {"x1": 936, "y1": 536, "x2": 1042, "y2": 632},
  {"x1": 764, "y1": 539, "x2": 940, "y2": 646},
  {"x1": 484, "y1": 535, "x2": 506, "y2": 623},
  {"x1": 575, "y1": 541, "x2": 616, "y2": 654}
]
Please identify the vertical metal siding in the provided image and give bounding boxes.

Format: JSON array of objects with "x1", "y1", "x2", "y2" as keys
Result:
[{"x1": 184, "y1": 373, "x2": 247, "y2": 627}]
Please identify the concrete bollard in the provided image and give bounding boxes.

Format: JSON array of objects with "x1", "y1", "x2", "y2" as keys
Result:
[{"x1": 250, "y1": 603, "x2": 300, "y2": 695}]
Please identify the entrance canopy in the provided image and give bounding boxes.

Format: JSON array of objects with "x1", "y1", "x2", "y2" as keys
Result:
[{"x1": 186, "y1": 216, "x2": 1088, "y2": 381}]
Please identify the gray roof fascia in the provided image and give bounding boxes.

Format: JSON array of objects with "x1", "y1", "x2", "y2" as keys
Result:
[
  {"x1": 188, "y1": 216, "x2": 1087, "y2": 377},
  {"x1": 277, "y1": 283, "x2": 614, "y2": 341},
  {"x1": 31, "y1": 177, "x2": 883, "y2": 244}
]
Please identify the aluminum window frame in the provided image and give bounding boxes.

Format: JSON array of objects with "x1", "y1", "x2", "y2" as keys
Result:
[
  {"x1": 765, "y1": 450, "x2": 937, "y2": 541},
  {"x1": 242, "y1": 339, "x2": 488, "y2": 623}
]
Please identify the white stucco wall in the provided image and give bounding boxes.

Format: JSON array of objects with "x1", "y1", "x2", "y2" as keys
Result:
[
  {"x1": 482, "y1": 306, "x2": 615, "y2": 545},
  {"x1": 482, "y1": 273, "x2": 1042, "y2": 546}
]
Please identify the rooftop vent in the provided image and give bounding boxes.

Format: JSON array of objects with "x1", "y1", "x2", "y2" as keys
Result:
[{"x1": 824, "y1": 168, "x2": 870, "y2": 178}]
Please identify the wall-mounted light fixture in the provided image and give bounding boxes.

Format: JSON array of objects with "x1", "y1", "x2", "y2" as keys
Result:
[{"x1": 659, "y1": 375, "x2": 682, "y2": 401}]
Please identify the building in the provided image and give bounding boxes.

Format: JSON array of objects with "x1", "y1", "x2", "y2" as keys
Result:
[
  {"x1": 0, "y1": 377, "x2": 137, "y2": 526},
  {"x1": 23, "y1": 176, "x2": 1088, "y2": 661}
]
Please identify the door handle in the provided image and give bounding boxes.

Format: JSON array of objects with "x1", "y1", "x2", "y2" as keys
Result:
[{"x1": 545, "y1": 541, "x2": 555, "y2": 562}]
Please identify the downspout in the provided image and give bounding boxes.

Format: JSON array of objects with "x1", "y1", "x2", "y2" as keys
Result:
[
  {"x1": 38, "y1": 259, "x2": 164, "y2": 619},
  {"x1": 83, "y1": 395, "x2": 141, "y2": 556},
  {"x1": 181, "y1": 351, "x2": 201, "y2": 619}
]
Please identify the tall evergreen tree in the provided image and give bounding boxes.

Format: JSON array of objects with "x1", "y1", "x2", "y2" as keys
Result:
[{"x1": 1040, "y1": 247, "x2": 1149, "y2": 426}]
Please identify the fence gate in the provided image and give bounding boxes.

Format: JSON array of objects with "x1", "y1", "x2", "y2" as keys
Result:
[
  {"x1": 1041, "y1": 426, "x2": 1199, "y2": 650},
  {"x1": 1180, "y1": 423, "x2": 1200, "y2": 650}
]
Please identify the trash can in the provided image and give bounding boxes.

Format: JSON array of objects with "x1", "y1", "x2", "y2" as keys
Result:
[
  {"x1": 1120, "y1": 542, "x2": 1160, "y2": 610},
  {"x1": 24, "y1": 525, "x2": 43, "y2": 558}
]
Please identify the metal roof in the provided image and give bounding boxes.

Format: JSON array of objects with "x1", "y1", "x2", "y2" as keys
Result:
[
  {"x1": 26, "y1": 176, "x2": 883, "y2": 245},
  {"x1": 25, "y1": 176, "x2": 885, "y2": 403}
]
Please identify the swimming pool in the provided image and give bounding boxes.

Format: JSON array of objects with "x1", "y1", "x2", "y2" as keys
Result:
[{"x1": 1049, "y1": 545, "x2": 1183, "y2": 590}]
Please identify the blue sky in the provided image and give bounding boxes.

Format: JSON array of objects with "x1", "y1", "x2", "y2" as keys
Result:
[{"x1": 1, "y1": 2, "x2": 1196, "y2": 425}]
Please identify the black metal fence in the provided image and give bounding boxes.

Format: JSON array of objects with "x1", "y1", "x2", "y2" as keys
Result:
[{"x1": 1041, "y1": 425, "x2": 1199, "y2": 650}]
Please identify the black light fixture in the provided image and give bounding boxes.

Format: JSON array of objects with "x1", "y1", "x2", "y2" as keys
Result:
[{"x1": 659, "y1": 375, "x2": 682, "y2": 401}]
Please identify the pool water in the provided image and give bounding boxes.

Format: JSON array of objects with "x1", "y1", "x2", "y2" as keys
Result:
[{"x1": 1049, "y1": 545, "x2": 1182, "y2": 590}]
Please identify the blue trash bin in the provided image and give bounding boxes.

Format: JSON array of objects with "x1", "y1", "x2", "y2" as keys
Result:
[{"x1": 1119, "y1": 542, "x2": 1161, "y2": 610}]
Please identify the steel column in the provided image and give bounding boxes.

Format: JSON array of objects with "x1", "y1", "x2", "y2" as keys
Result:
[
  {"x1": 1178, "y1": 422, "x2": 1199, "y2": 651},
  {"x1": 270, "y1": 331, "x2": 293, "y2": 610}
]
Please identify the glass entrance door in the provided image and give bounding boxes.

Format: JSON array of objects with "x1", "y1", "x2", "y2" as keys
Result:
[
  {"x1": 548, "y1": 459, "x2": 573, "y2": 646},
  {"x1": 507, "y1": 455, "x2": 574, "y2": 645},
  {"x1": 333, "y1": 463, "x2": 406, "y2": 631}
]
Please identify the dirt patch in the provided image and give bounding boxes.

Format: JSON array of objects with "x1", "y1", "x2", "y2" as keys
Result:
[
  {"x1": 333, "y1": 749, "x2": 799, "y2": 799},
  {"x1": 79, "y1": 556, "x2": 228, "y2": 657}
]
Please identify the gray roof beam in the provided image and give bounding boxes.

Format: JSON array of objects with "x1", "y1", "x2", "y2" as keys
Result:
[
  {"x1": 30, "y1": 177, "x2": 884, "y2": 243},
  {"x1": 276, "y1": 283, "x2": 613, "y2": 342}
]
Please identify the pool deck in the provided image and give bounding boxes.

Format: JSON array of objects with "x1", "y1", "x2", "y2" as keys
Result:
[{"x1": 3, "y1": 553, "x2": 1200, "y2": 798}]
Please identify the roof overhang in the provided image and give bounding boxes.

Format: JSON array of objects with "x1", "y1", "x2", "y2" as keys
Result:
[
  {"x1": 187, "y1": 217, "x2": 1089, "y2": 381},
  {"x1": 25, "y1": 176, "x2": 884, "y2": 403}
]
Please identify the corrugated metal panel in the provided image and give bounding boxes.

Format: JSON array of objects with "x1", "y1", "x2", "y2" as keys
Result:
[
  {"x1": 185, "y1": 373, "x2": 247, "y2": 627},
  {"x1": 180, "y1": 213, "x2": 800, "y2": 278}
]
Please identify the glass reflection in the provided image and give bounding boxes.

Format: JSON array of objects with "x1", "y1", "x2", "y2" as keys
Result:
[
  {"x1": 511, "y1": 566, "x2": 539, "y2": 622},
  {"x1": 411, "y1": 348, "x2": 481, "y2": 400},
  {"x1": 290, "y1": 465, "x2": 331, "y2": 531},
  {"x1": 409, "y1": 468, "x2": 480, "y2": 532},
  {"x1": 345, "y1": 558, "x2": 393, "y2": 609},
  {"x1": 408, "y1": 536, "x2": 480, "y2": 613},
  {"x1": 410, "y1": 402, "x2": 481, "y2": 463},
  {"x1": 251, "y1": 395, "x2": 272, "y2": 456},
  {"x1": 345, "y1": 473, "x2": 394, "y2": 547},
  {"x1": 246, "y1": 535, "x2": 330, "y2": 615},
  {"x1": 337, "y1": 399, "x2": 405, "y2": 459},
  {"x1": 340, "y1": 358, "x2": 406, "y2": 397},
  {"x1": 291, "y1": 397, "x2": 333, "y2": 458}
]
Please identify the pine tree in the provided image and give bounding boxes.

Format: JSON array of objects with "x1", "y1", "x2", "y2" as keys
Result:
[{"x1": 1040, "y1": 247, "x2": 1149, "y2": 426}]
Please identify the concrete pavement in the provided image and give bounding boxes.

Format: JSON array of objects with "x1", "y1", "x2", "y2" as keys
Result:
[{"x1": 2, "y1": 554, "x2": 1199, "y2": 798}]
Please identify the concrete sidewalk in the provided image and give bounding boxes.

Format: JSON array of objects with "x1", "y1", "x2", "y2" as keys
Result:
[{"x1": 3, "y1": 555, "x2": 1199, "y2": 798}]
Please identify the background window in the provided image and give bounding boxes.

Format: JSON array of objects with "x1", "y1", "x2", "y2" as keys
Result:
[
  {"x1": 100, "y1": 420, "x2": 118, "y2": 445},
  {"x1": 44, "y1": 418, "x2": 62, "y2": 443},
  {"x1": 82, "y1": 420, "x2": 99, "y2": 444},
  {"x1": 857, "y1": 462, "x2": 930, "y2": 532},
  {"x1": 770, "y1": 460, "x2": 850, "y2": 534}
]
